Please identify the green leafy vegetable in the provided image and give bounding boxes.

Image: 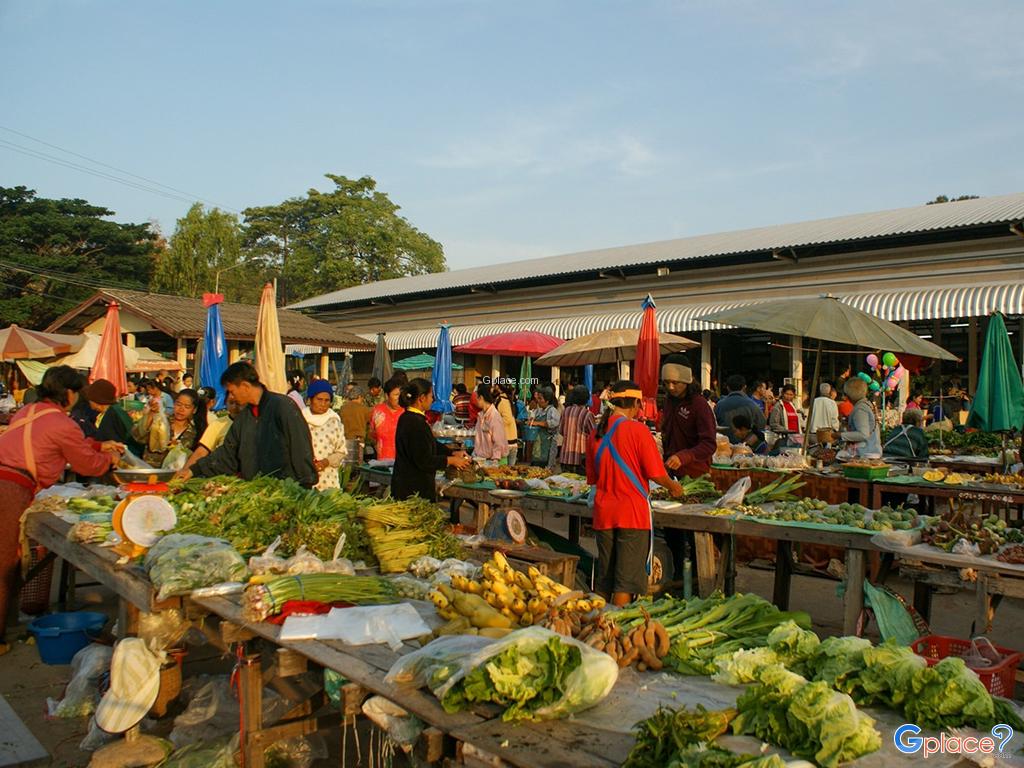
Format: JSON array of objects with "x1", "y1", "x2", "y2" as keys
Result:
[{"x1": 904, "y1": 657, "x2": 995, "y2": 730}]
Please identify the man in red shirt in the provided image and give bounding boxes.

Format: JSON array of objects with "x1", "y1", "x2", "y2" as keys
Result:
[{"x1": 587, "y1": 381, "x2": 682, "y2": 607}]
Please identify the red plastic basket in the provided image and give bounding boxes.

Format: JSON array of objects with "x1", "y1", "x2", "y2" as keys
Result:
[
  {"x1": 19, "y1": 544, "x2": 54, "y2": 616},
  {"x1": 911, "y1": 634, "x2": 1021, "y2": 698}
]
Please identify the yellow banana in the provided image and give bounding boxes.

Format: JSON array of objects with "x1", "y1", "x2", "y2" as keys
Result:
[
  {"x1": 576, "y1": 599, "x2": 592, "y2": 612},
  {"x1": 466, "y1": 580, "x2": 483, "y2": 595},
  {"x1": 511, "y1": 598, "x2": 528, "y2": 615},
  {"x1": 428, "y1": 590, "x2": 450, "y2": 610},
  {"x1": 590, "y1": 595, "x2": 606, "y2": 610},
  {"x1": 513, "y1": 571, "x2": 532, "y2": 591},
  {"x1": 437, "y1": 583, "x2": 456, "y2": 602},
  {"x1": 438, "y1": 605, "x2": 459, "y2": 620},
  {"x1": 484, "y1": 591, "x2": 502, "y2": 609},
  {"x1": 492, "y1": 552, "x2": 511, "y2": 571}
]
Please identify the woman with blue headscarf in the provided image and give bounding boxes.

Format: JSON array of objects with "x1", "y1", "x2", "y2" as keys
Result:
[{"x1": 303, "y1": 379, "x2": 346, "y2": 490}]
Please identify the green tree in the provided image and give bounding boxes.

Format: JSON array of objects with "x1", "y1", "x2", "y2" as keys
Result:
[
  {"x1": 243, "y1": 174, "x2": 446, "y2": 304},
  {"x1": 151, "y1": 203, "x2": 261, "y2": 302},
  {"x1": 0, "y1": 186, "x2": 158, "y2": 328}
]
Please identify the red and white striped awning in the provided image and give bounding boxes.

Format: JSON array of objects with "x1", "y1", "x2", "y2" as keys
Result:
[{"x1": 354, "y1": 282, "x2": 1023, "y2": 351}]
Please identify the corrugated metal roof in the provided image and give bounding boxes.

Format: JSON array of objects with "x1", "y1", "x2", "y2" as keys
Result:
[
  {"x1": 361, "y1": 282, "x2": 1023, "y2": 350},
  {"x1": 291, "y1": 192, "x2": 1024, "y2": 310},
  {"x1": 47, "y1": 289, "x2": 374, "y2": 349}
]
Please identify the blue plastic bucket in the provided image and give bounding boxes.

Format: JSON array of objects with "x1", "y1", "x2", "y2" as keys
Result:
[{"x1": 28, "y1": 611, "x2": 107, "y2": 664}]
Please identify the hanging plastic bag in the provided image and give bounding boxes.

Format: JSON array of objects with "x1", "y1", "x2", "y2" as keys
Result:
[
  {"x1": 47, "y1": 644, "x2": 113, "y2": 718},
  {"x1": 161, "y1": 444, "x2": 190, "y2": 471},
  {"x1": 248, "y1": 537, "x2": 287, "y2": 576},
  {"x1": 715, "y1": 476, "x2": 752, "y2": 509},
  {"x1": 148, "y1": 410, "x2": 170, "y2": 455},
  {"x1": 322, "y1": 533, "x2": 355, "y2": 575},
  {"x1": 362, "y1": 696, "x2": 424, "y2": 750}
]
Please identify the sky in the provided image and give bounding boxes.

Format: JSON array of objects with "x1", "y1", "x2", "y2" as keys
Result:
[{"x1": 2, "y1": 0, "x2": 1023, "y2": 273}]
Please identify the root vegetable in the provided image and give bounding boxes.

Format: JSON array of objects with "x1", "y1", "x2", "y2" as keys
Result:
[
  {"x1": 637, "y1": 662, "x2": 647, "y2": 672},
  {"x1": 653, "y1": 622, "x2": 670, "y2": 657},
  {"x1": 620, "y1": 647, "x2": 639, "y2": 667}
]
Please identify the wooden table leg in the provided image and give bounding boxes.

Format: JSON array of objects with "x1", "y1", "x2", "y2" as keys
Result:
[
  {"x1": 870, "y1": 484, "x2": 882, "y2": 509},
  {"x1": 722, "y1": 535, "x2": 736, "y2": 595},
  {"x1": 449, "y1": 499, "x2": 461, "y2": 525},
  {"x1": 693, "y1": 532, "x2": 718, "y2": 597},
  {"x1": 117, "y1": 599, "x2": 140, "y2": 637},
  {"x1": 240, "y1": 651, "x2": 265, "y2": 768},
  {"x1": 843, "y1": 549, "x2": 865, "y2": 637},
  {"x1": 913, "y1": 580, "x2": 933, "y2": 623},
  {"x1": 773, "y1": 541, "x2": 793, "y2": 610},
  {"x1": 568, "y1": 515, "x2": 581, "y2": 546},
  {"x1": 472, "y1": 502, "x2": 491, "y2": 532}
]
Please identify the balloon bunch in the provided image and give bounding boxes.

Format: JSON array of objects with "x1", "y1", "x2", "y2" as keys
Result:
[{"x1": 858, "y1": 352, "x2": 906, "y2": 395}]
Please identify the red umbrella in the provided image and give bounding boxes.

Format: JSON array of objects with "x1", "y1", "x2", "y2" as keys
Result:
[
  {"x1": 634, "y1": 295, "x2": 660, "y2": 420},
  {"x1": 454, "y1": 330, "x2": 564, "y2": 357},
  {"x1": 89, "y1": 302, "x2": 129, "y2": 397}
]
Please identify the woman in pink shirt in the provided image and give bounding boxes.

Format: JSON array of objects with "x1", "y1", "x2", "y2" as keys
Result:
[
  {"x1": 473, "y1": 385, "x2": 508, "y2": 461},
  {"x1": 0, "y1": 366, "x2": 122, "y2": 654},
  {"x1": 368, "y1": 378, "x2": 404, "y2": 461}
]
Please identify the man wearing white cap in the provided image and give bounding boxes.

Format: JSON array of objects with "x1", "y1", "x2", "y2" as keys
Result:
[{"x1": 659, "y1": 360, "x2": 717, "y2": 478}]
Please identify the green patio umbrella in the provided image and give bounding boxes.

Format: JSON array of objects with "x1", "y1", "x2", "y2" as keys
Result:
[
  {"x1": 518, "y1": 355, "x2": 533, "y2": 402},
  {"x1": 392, "y1": 353, "x2": 464, "y2": 371},
  {"x1": 967, "y1": 313, "x2": 1024, "y2": 442}
]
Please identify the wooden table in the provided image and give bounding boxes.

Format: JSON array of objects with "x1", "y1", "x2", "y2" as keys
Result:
[
  {"x1": 653, "y1": 505, "x2": 880, "y2": 635},
  {"x1": 22, "y1": 511, "x2": 181, "y2": 634},
  {"x1": 708, "y1": 466, "x2": 871, "y2": 505},
  {"x1": 870, "y1": 479, "x2": 1024, "y2": 518}
]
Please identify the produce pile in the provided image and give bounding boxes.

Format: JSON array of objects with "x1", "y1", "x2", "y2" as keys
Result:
[
  {"x1": 389, "y1": 626, "x2": 618, "y2": 722},
  {"x1": 650, "y1": 474, "x2": 718, "y2": 503},
  {"x1": 984, "y1": 473, "x2": 1024, "y2": 488},
  {"x1": 610, "y1": 593, "x2": 812, "y2": 677},
  {"x1": 731, "y1": 664, "x2": 880, "y2": 768},
  {"x1": 357, "y1": 497, "x2": 463, "y2": 572},
  {"x1": 713, "y1": 626, "x2": 1024, "y2": 733},
  {"x1": 730, "y1": 499, "x2": 919, "y2": 531},
  {"x1": 743, "y1": 476, "x2": 806, "y2": 505},
  {"x1": 168, "y1": 476, "x2": 373, "y2": 562},
  {"x1": 923, "y1": 429, "x2": 1012, "y2": 457},
  {"x1": 570, "y1": 609, "x2": 671, "y2": 671},
  {"x1": 921, "y1": 468, "x2": 977, "y2": 485},
  {"x1": 242, "y1": 573, "x2": 398, "y2": 622},
  {"x1": 625, "y1": 705, "x2": 786, "y2": 768},
  {"x1": 145, "y1": 534, "x2": 248, "y2": 601},
  {"x1": 923, "y1": 509, "x2": 1024, "y2": 554},
  {"x1": 428, "y1": 552, "x2": 605, "y2": 633}
]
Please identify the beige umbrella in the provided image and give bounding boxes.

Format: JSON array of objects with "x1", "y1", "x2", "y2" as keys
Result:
[
  {"x1": 535, "y1": 328, "x2": 699, "y2": 367},
  {"x1": 255, "y1": 282, "x2": 287, "y2": 393},
  {"x1": 697, "y1": 294, "x2": 957, "y2": 450},
  {"x1": 0, "y1": 325, "x2": 83, "y2": 360},
  {"x1": 57, "y1": 333, "x2": 140, "y2": 370}
]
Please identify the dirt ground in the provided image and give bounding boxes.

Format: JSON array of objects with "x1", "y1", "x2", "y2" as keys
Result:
[{"x1": 3, "y1": 508, "x2": 1022, "y2": 767}]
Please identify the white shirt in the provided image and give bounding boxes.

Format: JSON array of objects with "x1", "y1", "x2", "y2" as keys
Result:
[{"x1": 808, "y1": 396, "x2": 840, "y2": 432}]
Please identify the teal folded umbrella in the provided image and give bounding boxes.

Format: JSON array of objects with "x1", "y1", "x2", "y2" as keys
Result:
[{"x1": 967, "y1": 313, "x2": 1024, "y2": 433}]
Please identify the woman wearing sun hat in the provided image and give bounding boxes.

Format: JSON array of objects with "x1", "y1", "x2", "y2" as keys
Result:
[{"x1": 84, "y1": 379, "x2": 142, "y2": 457}]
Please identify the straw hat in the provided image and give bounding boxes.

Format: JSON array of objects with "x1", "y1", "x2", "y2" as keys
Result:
[{"x1": 95, "y1": 638, "x2": 164, "y2": 733}]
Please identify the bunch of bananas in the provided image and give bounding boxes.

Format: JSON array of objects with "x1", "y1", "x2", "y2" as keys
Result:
[{"x1": 430, "y1": 551, "x2": 605, "y2": 629}]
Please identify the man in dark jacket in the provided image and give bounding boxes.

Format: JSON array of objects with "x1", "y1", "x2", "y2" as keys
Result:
[
  {"x1": 178, "y1": 362, "x2": 317, "y2": 487},
  {"x1": 660, "y1": 362, "x2": 718, "y2": 478},
  {"x1": 714, "y1": 375, "x2": 766, "y2": 435}
]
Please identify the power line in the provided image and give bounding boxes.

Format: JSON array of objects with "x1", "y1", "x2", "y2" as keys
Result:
[
  {"x1": 0, "y1": 277, "x2": 83, "y2": 305},
  {"x1": 0, "y1": 124, "x2": 238, "y2": 211},
  {"x1": 0, "y1": 139, "x2": 201, "y2": 206},
  {"x1": 0, "y1": 135, "x2": 241, "y2": 214},
  {"x1": 0, "y1": 259, "x2": 147, "y2": 293}
]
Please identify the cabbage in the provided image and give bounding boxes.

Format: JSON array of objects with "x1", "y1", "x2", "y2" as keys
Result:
[
  {"x1": 766, "y1": 620, "x2": 819, "y2": 673},
  {"x1": 904, "y1": 657, "x2": 995, "y2": 730},
  {"x1": 711, "y1": 647, "x2": 780, "y2": 685},
  {"x1": 807, "y1": 636, "x2": 871, "y2": 695}
]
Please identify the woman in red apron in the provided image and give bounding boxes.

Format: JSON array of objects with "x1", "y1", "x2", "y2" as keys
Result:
[
  {"x1": 0, "y1": 366, "x2": 122, "y2": 655},
  {"x1": 586, "y1": 381, "x2": 682, "y2": 607}
]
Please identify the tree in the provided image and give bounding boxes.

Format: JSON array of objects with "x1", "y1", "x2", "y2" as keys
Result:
[
  {"x1": 243, "y1": 175, "x2": 446, "y2": 304},
  {"x1": 0, "y1": 186, "x2": 158, "y2": 328},
  {"x1": 151, "y1": 203, "x2": 262, "y2": 302},
  {"x1": 926, "y1": 194, "x2": 980, "y2": 205}
]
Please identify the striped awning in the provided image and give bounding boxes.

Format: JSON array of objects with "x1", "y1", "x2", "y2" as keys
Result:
[
  {"x1": 357, "y1": 282, "x2": 1023, "y2": 351},
  {"x1": 284, "y1": 344, "x2": 350, "y2": 356}
]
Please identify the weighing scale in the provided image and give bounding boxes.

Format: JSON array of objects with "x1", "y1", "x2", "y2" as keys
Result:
[
  {"x1": 483, "y1": 489, "x2": 528, "y2": 543},
  {"x1": 110, "y1": 468, "x2": 177, "y2": 559}
]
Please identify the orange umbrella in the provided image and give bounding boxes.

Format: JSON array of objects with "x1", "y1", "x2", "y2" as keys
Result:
[
  {"x1": 0, "y1": 324, "x2": 83, "y2": 360},
  {"x1": 255, "y1": 282, "x2": 287, "y2": 393},
  {"x1": 90, "y1": 302, "x2": 129, "y2": 397}
]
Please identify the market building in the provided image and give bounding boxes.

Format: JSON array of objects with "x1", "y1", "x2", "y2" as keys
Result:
[
  {"x1": 291, "y1": 193, "x2": 1024, "y2": 397},
  {"x1": 45, "y1": 288, "x2": 372, "y2": 378}
]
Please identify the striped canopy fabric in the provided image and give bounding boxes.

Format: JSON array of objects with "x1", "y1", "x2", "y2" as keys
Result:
[{"x1": 0, "y1": 325, "x2": 83, "y2": 361}]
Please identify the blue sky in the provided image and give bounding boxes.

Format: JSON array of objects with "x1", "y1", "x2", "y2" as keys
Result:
[{"x1": 2, "y1": 1, "x2": 1022, "y2": 272}]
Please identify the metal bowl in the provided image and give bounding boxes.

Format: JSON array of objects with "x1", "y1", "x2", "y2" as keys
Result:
[
  {"x1": 112, "y1": 467, "x2": 177, "y2": 485},
  {"x1": 489, "y1": 489, "x2": 526, "y2": 499}
]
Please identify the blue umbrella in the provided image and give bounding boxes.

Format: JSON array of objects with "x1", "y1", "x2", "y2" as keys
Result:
[
  {"x1": 583, "y1": 364, "x2": 594, "y2": 394},
  {"x1": 431, "y1": 324, "x2": 454, "y2": 413},
  {"x1": 200, "y1": 295, "x2": 229, "y2": 409}
]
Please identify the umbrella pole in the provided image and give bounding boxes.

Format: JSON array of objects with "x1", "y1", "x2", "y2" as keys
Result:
[{"x1": 802, "y1": 340, "x2": 823, "y2": 456}]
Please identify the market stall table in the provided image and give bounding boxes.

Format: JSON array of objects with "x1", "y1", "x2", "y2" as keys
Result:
[
  {"x1": 653, "y1": 504, "x2": 880, "y2": 636},
  {"x1": 870, "y1": 476, "x2": 1024, "y2": 517}
]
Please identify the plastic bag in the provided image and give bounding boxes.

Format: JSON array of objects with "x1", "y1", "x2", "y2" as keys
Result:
[
  {"x1": 385, "y1": 635, "x2": 493, "y2": 688},
  {"x1": 145, "y1": 534, "x2": 248, "y2": 601},
  {"x1": 389, "y1": 574, "x2": 430, "y2": 601},
  {"x1": 136, "y1": 608, "x2": 190, "y2": 650},
  {"x1": 715, "y1": 476, "x2": 751, "y2": 509},
  {"x1": 148, "y1": 410, "x2": 170, "y2": 455},
  {"x1": 264, "y1": 735, "x2": 326, "y2": 768},
  {"x1": 284, "y1": 546, "x2": 324, "y2": 575},
  {"x1": 170, "y1": 676, "x2": 288, "y2": 748},
  {"x1": 362, "y1": 696, "x2": 424, "y2": 750},
  {"x1": 408, "y1": 556, "x2": 443, "y2": 579},
  {"x1": 322, "y1": 533, "x2": 355, "y2": 574},
  {"x1": 279, "y1": 604, "x2": 430, "y2": 649},
  {"x1": 47, "y1": 644, "x2": 113, "y2": 718},
  {"x1": 161, "y1": 444, "x2": 190, "y2": 471},
  {"x1": 249, "y1": 537, "x2": 287, "y2": 576},
  {"x1": 429, "y1": 627, "x2": 618, "y2": 720}
]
